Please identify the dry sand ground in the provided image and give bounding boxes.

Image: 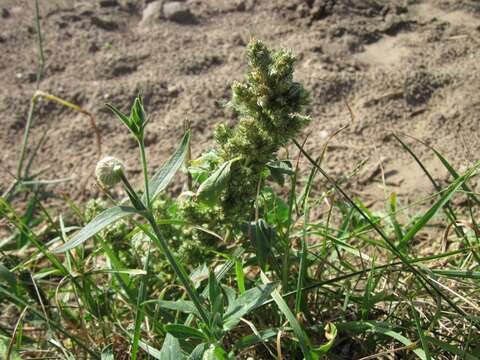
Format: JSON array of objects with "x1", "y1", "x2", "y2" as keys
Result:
[{"x1": 1, "y1": 0, "x2": 480, "y2": 211}]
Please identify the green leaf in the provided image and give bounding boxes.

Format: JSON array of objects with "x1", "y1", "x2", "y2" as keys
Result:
[
  {"x1": 142, "y1": 299, "x2": 199, "y2": 317},
  {"x1": 53, "y1": 206, "x2": 137, "y2": 253},
  {"x1": 85, "y1": 269, "x2": 147, "y2": 276},
  {"x1": 208, "y1": 271, "x2": 224, "y2": 320},
  {"x1": 101, "y1": 348, "x2": 114, "y2": 360},
  {"x1": 411, "y1": 306, "x2": 431, "y2": 360},
  {"x1": 131, "y1": 96, "x2": 147, "y2": 132},
  {"x1": 337, "y1": 321, "x2": 427, "y2": 360},
  {"x1": 234, "y1": 328, "x2": 277, "y2": 349},
  {"x1": 224, "y1": 282, "x2": 277, "y2": 330},
  {"x1": 314, "y1": 323, "x2": 337, "y2": 354},
  {"x1": 430, "y1": 148, "x2": 480, "y2": 206},
  {"x1": 0, "y1": 285, "x2": 98, "y2": 358},
  {"x1": 242, "y1": 219, "x2": 275, "y2": 270},
  {"x1": 196, "y1": 159, "x2": 234, "y2": 205},
  {"x1": 267, "y1": 160, "x2": 294, "y2": 186},
  {"x1": 145, "y1": 131, "x2": 190, "y2": 202},
  {"x1": 203, "y1": 345, "x2": 229, "y2": 360},
  {"x1": 0, "y1": 336, "x2": 22, "y2": 360},
  {"x1": 164, "y1": 324, "x2": 208, "y2": 341},
  {"x1": 187, "y1": 344, "x2": 207, "y2": 360},
  {"x1": 106, "y1": 103, "x2": 132, "y2": 132},
  {"x1": 234, "y1": 258, "x2": 245, "y2": 294},
  {"x1": 426, "y1": 336, "x2": 478, "y2": 360},
  {"x1": 260, "y1": 272, "x2": 315, "y2": 360},
  {"x1": 158, "y1": 334, "x2": 186, "y2": 360}
]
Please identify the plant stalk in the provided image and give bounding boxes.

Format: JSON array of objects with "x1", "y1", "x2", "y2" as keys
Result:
[
  {"x1": 145, "y1": 213, "x2": 209, "y2": 324},
  {"x1": 138, "y1": 138, "x2": 150, "y2": 208}
]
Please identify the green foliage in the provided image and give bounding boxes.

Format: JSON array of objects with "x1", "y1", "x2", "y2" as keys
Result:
[
  {"x1": 189, "y1": 40, "x2": 311, "y2": 224},
  {"x1": 106, "y1": 96, "x2": 148, "y2": 141},
  {"x1": 3, "y1": 38, "x2": 480, "y2": 360}
]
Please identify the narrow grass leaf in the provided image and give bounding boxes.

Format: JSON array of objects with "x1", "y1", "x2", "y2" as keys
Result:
[
  {"x1": 0, "y1": 336, "x2": 22, "y2": 360},
  {"x1": 0, "y1": 285, "x2": 99, "y2": 358},
  {"x1": 85, "y1": 269, "x2": 147, "y2": 276},
  {"x1": 315, "y1": 323, "x2": 337, "y2": 354},
  {"x1": 431, "y1": 269, "x2": 480, "y2": 279},
  {"x1": 425, "y1": 337, "x2": 477, "y2": 360},
  {"x1": 411, "y1": 305, "x2": 431, "y2": 360},
  {"x1": 389, "y1": 192, "x2": 404, "y2": 242},
  {"x1": 53, "y1": 206, "x2": 137, "y2": 253},
  {"x1": 260, "y1": 272, "x2": 315, "y2": 360},
  {"x1": 398, "y1": 133, "x2": 480, "y2": 206},
  {"x1": 401, "y1": 166, "x2": 478, "y2": 247},
  {"x1": 431, "y1": 148, "x2": 480, "y2": 206},
  {"x1": 337, "y1": 321, "x2": 427, "y2": 360}
]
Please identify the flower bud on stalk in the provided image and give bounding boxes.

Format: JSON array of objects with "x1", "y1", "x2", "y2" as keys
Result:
[{"x1": 95, "y1": 156, "x2": 125, "y2": 188}]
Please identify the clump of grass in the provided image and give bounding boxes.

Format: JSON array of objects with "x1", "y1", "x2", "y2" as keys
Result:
[{"x1": 1, "y1": 36, "x2": 480, "y2": 360}]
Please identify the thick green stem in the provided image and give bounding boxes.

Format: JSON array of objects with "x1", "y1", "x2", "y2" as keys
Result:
[
  {"x1": 138, "y1": 138, "x2": 150, "y2": 208},
  {"x1": 118, "y1": 146, "x2": 208, "y2": 324},
  {"x1": 145, "y1": 213, "x2": 209, "y2": 324}
]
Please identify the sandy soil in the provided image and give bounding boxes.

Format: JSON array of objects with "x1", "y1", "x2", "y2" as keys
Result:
[{"x1": 1, "y1": 0, "x2": 480, "y2": 209}]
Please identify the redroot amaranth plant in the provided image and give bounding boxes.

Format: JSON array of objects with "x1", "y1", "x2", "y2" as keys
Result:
[{"x1": 188, "y1": 40, "x2": 311, "y2": 224}]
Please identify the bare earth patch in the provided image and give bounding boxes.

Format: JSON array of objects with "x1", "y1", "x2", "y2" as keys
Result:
[{"x1": 1, "y1": 0, "x2": 480, "y2": 210}]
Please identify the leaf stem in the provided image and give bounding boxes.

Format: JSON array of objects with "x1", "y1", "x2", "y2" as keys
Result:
[
  {"x1": 138, "y1": 138, "x2": 150, "y2": 209},
  {"x1": 145, "y1": 213, "x2": 209, "y2": 324}
]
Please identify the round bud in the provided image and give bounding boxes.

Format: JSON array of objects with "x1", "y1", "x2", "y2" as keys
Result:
[{"x1": 95, "y1": 156, "x2": 125, "y2": 188}]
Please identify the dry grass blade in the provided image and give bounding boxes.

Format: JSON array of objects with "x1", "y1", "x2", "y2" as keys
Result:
[{"x1": 34, "y1": 90, "x2": 102, "y2": 158}]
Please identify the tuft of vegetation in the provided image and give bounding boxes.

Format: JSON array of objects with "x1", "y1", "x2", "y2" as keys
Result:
[{"x1": 2, "y1": 26, "x2": 480, "y2": 360}]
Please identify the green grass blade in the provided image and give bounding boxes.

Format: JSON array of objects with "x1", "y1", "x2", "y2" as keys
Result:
[
  {"x1": 425, "y1": 336, "x2": 477, "y2": 360},
  {"x1": 260, "y1": 272, "x2": 315, "y2": 360},
  {"x1": 392, "y1": 134, "x2": 471, "y2": 250},
  {"x1": 389, "y1": 192, "x2": 404, "y2": 242},
  {"x1": 337, "y1": 321, "x2": 427, "y2": 360},
  {"x1": 295, "y1": 200, "x2": 309, "y2": 315},
  {"x1": 400, "y1": 165, "x2": 478, "y2": 246},
  {"x1": 0, "y1": 285, "x2": 99, "y2": 358},
  {"x1": 410, "y1": 304, "x2": 431, "y2": 360},
  {"x1": 398, "y1": 133, "x2": 480, "y2": 206},
  {"x1": 431, "y1": 269, "x2": 480, "y2": 279}
]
